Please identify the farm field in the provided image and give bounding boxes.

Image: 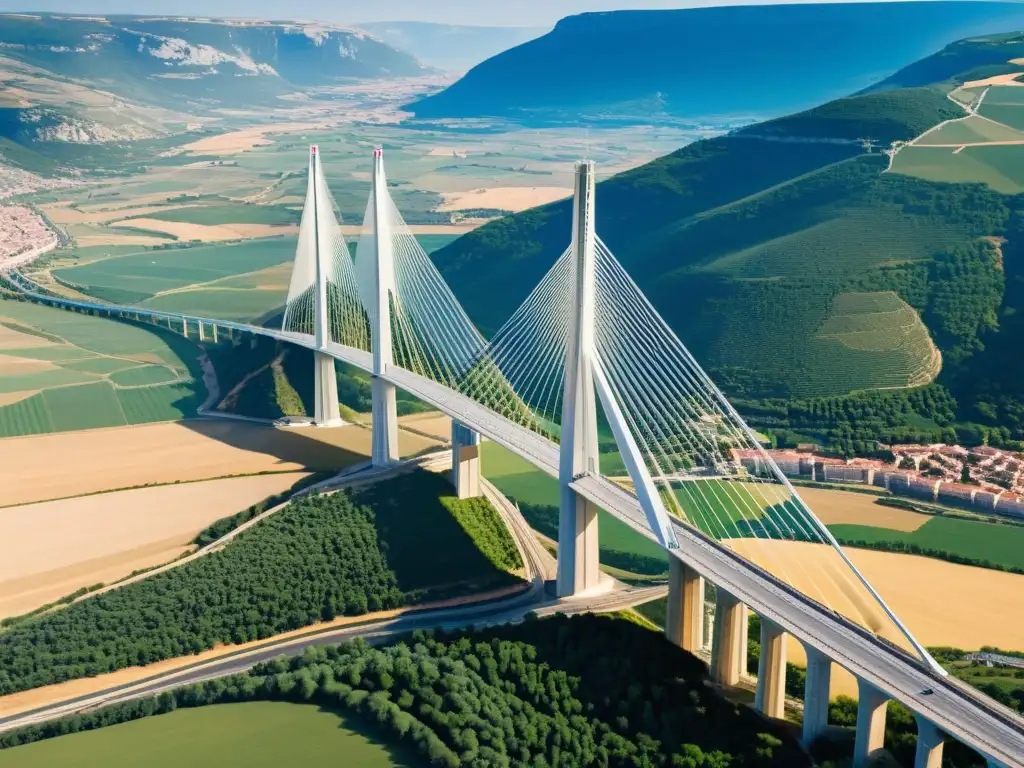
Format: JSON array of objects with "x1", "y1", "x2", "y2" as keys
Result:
[
  {"x1": 829, "y1": 515, "x2": 1024, "y2": 570},
  {"x1": 914, "y1": 114, "x2": 1024, "y2": 145},
  {"x1": 730, "y1": 540, "x2": 1024, "y2": 698},
  {"x1": 0, "y1": 420, "x2": 433, "y2": 507},
  {"x1": 480, "y1": 440, "x2": 669, "y2": 574},
  {"x1": 0, "y1": 472, "x2": 311, "y2": 619},
  {"x1": 890, "y1": 145, "x2": 1024, "y2": 194},
  {"x1": 0, "y1": 301, "x2": 202, "y2": 436},
  {"x1": 0, "y1": 701, "x2": 413, "y2": 768}
]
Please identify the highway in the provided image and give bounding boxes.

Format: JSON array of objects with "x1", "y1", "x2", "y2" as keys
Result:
[{"x1": 6, "y1": 278, "x2": 1024, "y2": 765}]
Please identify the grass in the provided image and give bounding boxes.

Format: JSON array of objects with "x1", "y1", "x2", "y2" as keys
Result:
[
  {"x1": 130, "y1": 204, "x2": 300, "y2": 227},
  {"x1": 891, "y1": 145, "x2": 1024, "y2": 194},
  {"x1": 914, "y1": 115, "x2": 1024, "y2": 145},
  {"x1": 52, "y1": 237, "x2": 297, "y2": 302},
  {"x1": 142, "y1": 289, "x2": 286, "y2": 324},
  {"x1": 0, "y1": 300, "x2": 204, "y2": 434},
  {"x1": 977, "y1": 104, "x2": 1024, "y2": 131},
  {"x1": 0, "y1": 701, "x2": 415, "y2": 768},
  {"x1": 829, "y1": 515, "x2": 1024, "y2": 570},
  {"x1": 42, "y1": 382, "x2": 127, "y2": 431},
  {"x1": 480, "y1": 440, "x2": 669, "y2": 574},
  {"x1": 109, "y1": 365, "x2": 181, "y2": 387}
]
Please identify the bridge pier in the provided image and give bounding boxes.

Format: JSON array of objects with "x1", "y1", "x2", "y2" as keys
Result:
[
  {"x1": 853, "y1": 680, "x2": 888, "y2": 766},
  {"x1": 555, "y1": 160, "x2": 601, "y2": 598},
  {"x1": 212, "y1": 324, "x2": 218, "y2": 343},
  {"x1": 754, "y1": 618, "x2": 787, "y2": 719},
  {"x1": 371, "y1": 379, "x2": 398, "y2": 464},
  {"x1": 198, "y1": 321, "x2": 205, "y2": 342},
  {"x1": 313, "y1": 351, "x2": 344, "y2": 427},
  {"x1": 451, "y1": 421, "x2": 481, "y2": 499},
  {"x1": 710, "y1": 589, "x2": 747, "y2": 687},
  {"x1": 665, "y1": 558, "x2": 703, "y2": 652},
  {"x1": 914, "y1": 716, "x2": 944, "y2": 768},
  {"x1": 181, "y1": 317, "x2": 188, "y2": 338},
  {"x1": 801, "y1": 645, "x2": 832, "y2": 746}
]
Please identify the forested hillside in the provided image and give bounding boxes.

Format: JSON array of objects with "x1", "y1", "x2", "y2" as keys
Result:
[
  {"x1": 0, "y1": 615, "x2": 812, "y2": 767},
  {"x1": 431, "y1": 58, "x2": 1024, "y2": 454},
  {"x1": 0, "y1": 471, "x2": 522, "y2": 695}
]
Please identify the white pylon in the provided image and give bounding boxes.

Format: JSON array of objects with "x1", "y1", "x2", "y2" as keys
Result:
[
  {"x1": 556, "y1": 161, "x2": 602, "y2": 597},
  {"x1": 369, "y1": 149, "x2": 399, "y2": 464},
  {"x1": 308, "y1": 145, "x2": 343, "y2": 427}
]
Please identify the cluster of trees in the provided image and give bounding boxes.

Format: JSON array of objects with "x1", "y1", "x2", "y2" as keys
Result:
[
  {"x1": 191, "y1": 472, "x2": 329, "y2": 547},
  {"x1": 0, "y1": 470, "x2": 528, "y2": 697},
  {"x1": 738, "y1": 384, "x2": 958, "y2": 456},
  {"x1": 0, "y1": 491, "x2": 404, "y2": 696},
  {"x1": 1, "y1": 615, "x2": 810, "y2": 767},
  {"x1": 441, "y1": 496, "x2": 523, "y2": 573}
]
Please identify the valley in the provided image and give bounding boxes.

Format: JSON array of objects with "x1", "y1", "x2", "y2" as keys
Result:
[{"x1": 1, "y1": 8, "x2": 1023, "y2": 768}]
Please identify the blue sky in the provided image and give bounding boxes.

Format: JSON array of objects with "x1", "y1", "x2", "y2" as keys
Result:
[{"x1": 0, "y1": 1, "x2": 972, "y2": 27}]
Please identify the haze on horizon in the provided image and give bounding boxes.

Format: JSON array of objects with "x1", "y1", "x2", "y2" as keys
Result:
[{"x1": 0, "y1": 0, "x2": 984, "y2": 27}]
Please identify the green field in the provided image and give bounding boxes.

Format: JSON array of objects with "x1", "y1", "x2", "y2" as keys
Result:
[
  {"x1": 891, "y1": 144, "x2": 1024, "y2": 193},
  {"x1": 978, "y1": 104, "x2": 1024, "y2": 131},
  {"x1": 108, "y1": 365, "x2": 180, "y2": 387},
  {"x1": 829, "y1": 515, "x2": 1024, "y2": 570},
  {"x1": 0, "y1": 702, "x2": 414, "y2": 768},
  {"x1": 131, "y1": 203, "x2": 300, "y2": 227},
  {"x1": 480, "y1": 440, "x2": 669, "y2": 574},
  {"x1": 914, "y1": 115, "x2": 1024, "y2": 145},
  {"x1": 0, "y1": 300, "x2": 203, "y2": 436},
  {"x1": 53, "y1": 238, "x2": 297, "y2": 304}
]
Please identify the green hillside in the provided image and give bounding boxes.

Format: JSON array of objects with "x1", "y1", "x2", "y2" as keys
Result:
[{"x1": 432, "y1": 53, "x2": 1024, "y2": 453}]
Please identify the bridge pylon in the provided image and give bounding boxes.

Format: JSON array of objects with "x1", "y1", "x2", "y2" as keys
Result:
[
  {"x1": 368, "y1": 149, "x2": 399, "y2": 465},
  {"x1": 308, "y1": 145, "x2": 344, "y2": 427},
  {"x1": 556, "y1": 161, "x2": 602, "y2": 597}
]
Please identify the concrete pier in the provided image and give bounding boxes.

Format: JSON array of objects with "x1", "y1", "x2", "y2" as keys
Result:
[
  {"x1": 914, "y1": 717, "x2": 944, "y2": 768},
  {"x1": 665, "y1": 559, "x2": 703, "y2": 652},
  {"x1": 711, "y1": 590, "x2": 747, "y2": 686},
  {"x1": 754, "y1": 618, "x2": 787, "y2": 719},
  {"x1": 313, "y1": 351, "x2": 343, "y2": 427},
  {"x1": 801, "y1": 645, "x2": 832, "y2": 746},
  {"x1": 451, "y1": 421, "x2": 481, "y2": 499},
  {"x1": 854, "y1": 680, "x2": 888, "y2": 766}
]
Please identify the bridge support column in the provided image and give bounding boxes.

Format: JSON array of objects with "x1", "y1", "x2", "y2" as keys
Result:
[
  {"x1": 313, "y1": 351, "x2": 343, "y2": 427},
  {"x1": 853, "y1": 680, "x2": 888, "y2": 766},
  {"x1": 451, "y1": 421, "x2": 481, "y2": 499},
  {"x1": 181, "y1": 317, "x2": 188, "y2": 338},
  {"x1": 801, "y1": 645, "x2": 832, "y2": 746},
  {"x1": 556, "y1": 160, "x2": 602, "y2": 598},
  {"x1": 711, "y1": 589, "x2": 747, "y2": 686},
  {"x1": 368, "y1": 148, "x2": 399, "y2": 467},
  {"x1": 665, "y1": 558, "x2": 703, "y2": 652},
  {"x1": 914, "y1": 717, "x2": 944, "y2": 768},
  {"x1": 212, "y1": 324, "x2": 218, "y2": 343},
  {"x1": 198, "y1": 321, "x2": 205, "y2": 342},
  {"x1": 754, "y1": 618, "x2": 787, "y2": 719}
]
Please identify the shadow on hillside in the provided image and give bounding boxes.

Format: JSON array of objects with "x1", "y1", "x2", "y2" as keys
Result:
[{"x1": 178, "y1": 417, "x2": 367, "y2": 471}]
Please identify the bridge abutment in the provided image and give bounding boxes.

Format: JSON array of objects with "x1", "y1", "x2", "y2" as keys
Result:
[
  {"x1": 313, "y1": 351, "x2": 344, "y2": 427},
  {"x1": 754, "y1": 618, "x2": 787, "y2": 719},
  {"x1": 914, "y1": 716, "x2": 945, "y2": 768},
  {"x1": 710, "y1": 589, "x2": 747, "y2": 686},
  {"x1": 853, "y1": 680, "x2": 888, "y2": 766},
  {"x1": 665, "y1": 558, "x2": 703, "y2": 652},
  {"x1": 801, "y1": 645, "x2": 832, "y2": 746},
  {"x1": 451, "y1": 421, "x2": 481, "y2": 499}
]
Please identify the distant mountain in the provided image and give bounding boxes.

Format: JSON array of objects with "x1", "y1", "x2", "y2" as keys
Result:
[
  {"x1": 868, "y1": 31, "x2": 1024, "y2": 91},
  {"x1": 430, "y1": 35, "x2": 1024, "y2": 453},
  {"x1": 407, "y1": 2, "x2": 1024, "y2": 123},
  {"x1": 0, "y1": 14, "x2": 430, "y2": 111},
  {"x1": 357, "y1": 21, "x2": 547, "y2": 72}
]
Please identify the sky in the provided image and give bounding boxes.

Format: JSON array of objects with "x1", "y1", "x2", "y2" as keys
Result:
[{"x1": 0, "y1": 0, "x2": 972, "y2": 27}]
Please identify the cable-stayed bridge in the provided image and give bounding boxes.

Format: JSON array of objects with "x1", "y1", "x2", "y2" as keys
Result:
[{"x1": 4, "y1": 146, "x2": 1022, "y2": 768}]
